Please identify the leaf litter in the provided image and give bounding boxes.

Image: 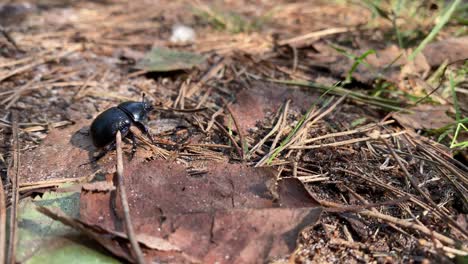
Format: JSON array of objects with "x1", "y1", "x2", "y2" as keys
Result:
[{"x1": 0, "y1": 0, "x2": 467, "y2": 263}]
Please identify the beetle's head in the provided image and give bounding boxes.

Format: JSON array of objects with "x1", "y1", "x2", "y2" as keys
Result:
[{"x1": 118, "y1": 97, "x2": 153, "y2": 122}]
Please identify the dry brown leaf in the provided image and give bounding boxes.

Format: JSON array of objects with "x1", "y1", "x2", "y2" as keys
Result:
[
  {"x1": 80, "y1": 160, "x2": 323, "y2": 263},
  {"x1": 392, "y1": 105, "x2": 454, "y2": 130},
  {"x1": 315, "y1": 37, "x2": 468, "y2": 85},
  {"x1": 230, "y1": 81, "x2": 319, "y2": 135}
]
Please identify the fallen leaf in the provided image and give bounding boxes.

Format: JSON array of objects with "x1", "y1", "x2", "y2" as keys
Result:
[
  {"x1": 16, "y1": 190, "x2": 119, "y2": 263},
  {"x1": 277, "y1": 177, "x2": 320, "y2": 208},
  {"x1": 136, "y1": 47, "x2": 205, "y2": 72},
  {"x1": 19, "y1": 121, "x2": 149, "y2": 183},
  {"x1": 19, "y1": 121, "x2": 103, "y2": 182},
  {"x1": 79, "y1": 160, "x2": 323, "y2": 263},
  {"x1": 422, "y1": 37, "x2": 468, "y2": 67},
  {"x1": 230, "y1": 80, "x2": 320, "y2": 134},
  {"x1": 136, "y1": 234, "x2": 181, "y2": 252},
  {"x1": 315, "y1": 36, "x2": 468, "y2": 85},
  {"x1": 392, "y1": 105, "x2": 454, "y2": 130}
]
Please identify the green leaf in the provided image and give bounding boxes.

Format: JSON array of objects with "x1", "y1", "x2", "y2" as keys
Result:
[
  {"x1": 14, "y1": 188, "x2": 119, "y2": 263},
  {"x1": 136, "y1": 47, "x2": 205, "y2": 72},
  {"x1": 27, "y1": 243, "x2": 118, "y2": 264},
  {"x1": 350, "y1": 117, "x2": 367, "y2": 128}
]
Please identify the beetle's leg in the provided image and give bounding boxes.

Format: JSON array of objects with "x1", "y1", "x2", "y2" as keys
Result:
[
  {"x1": 128, "y1": 131, "x2": 137, "y2": 159},
  {"x1": 95, "y1": 142, "x2": 116, "y2": 160},
  {"x1": 80, "y1": 142, "x2": 116, "y2": 166},
  {"x1": 134, "y1": 122, "x2": 155, "y2": 144}
]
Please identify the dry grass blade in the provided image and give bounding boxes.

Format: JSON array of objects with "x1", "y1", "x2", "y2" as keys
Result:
[
  {"x1": 186, "y1": 59, "x2": 225, "y2": 97},
  {"x1": 0, "y1": 46, "x2": 80, "y2": 83},
  {"x1": 129, "y1": 126, "x2": 170, "y2": 159},
  {"x1": 248, "y1": 100, "x2": 290, "y2": 157},
  {"x1": 290, "y1": 131, "x2": 406, "y2": 150},
  {"x1": 115, "y1": 131, "x2": 146, "y2": 264},
  {"x1": 321, "y1": 195, "x2": 411, "y2": 213},
  {"x1": 269, "y1": 100, "x2": 291, "y2": 153},
  {"x1": 257, "y1": 95, "x2": 346, "y2": 166},
  {"x1": 6, "y1": 111, "x2": 20, "y2": 264},
  {"x1": 278, "y1": 27, "x2": 350, "y2": 47},
  {"x1": 298, "y1": 120, "x2": 395, "y2": 145}
]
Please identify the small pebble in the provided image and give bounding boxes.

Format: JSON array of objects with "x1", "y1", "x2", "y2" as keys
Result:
[{"x1": 169, "y1": 24, "x2": 196, "y2": 43}]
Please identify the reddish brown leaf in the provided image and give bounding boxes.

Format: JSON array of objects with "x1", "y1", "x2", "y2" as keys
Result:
[
  {"x1": 316, "y1": 37, "x2": 468, "y2": 85},
  {"x1": 79, "y1": 160, "x2": 323, "y2": 263},
  {"x1": 18, "y1": 122, "x2": 113, "y2": 183},
  {"x1": 278, "y1": 177, "x2": 321, "y2": 208},
  {"x1": 18, "y1": 121, "x2": 155, "y2": 184},
  {"x1": 392, "y1": 104, "x2": 454, "y2": 130},
  {"x1": 422, "y1": 37, "x2": 468, "y2": 67},
  {"x1": 230, "y1": 81, "x2": 319, "y2": 135}
]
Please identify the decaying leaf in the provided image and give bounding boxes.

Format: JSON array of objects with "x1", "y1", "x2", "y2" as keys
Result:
[
  {"x1": 19, "y1": 122, "x2": 109, "y2": 183},
  {"x1": 79, "y1": 160, "x2": 323, "y2": 263},
  {"x1": 16, "y1": 190, "x2": 119, "y2": 263},
  {"x1": 277, "y1": 177, "x2": 320, "y2": 208},
  {"x1": 135, "y1": 234, "x2": 181, "y2": 252},
  {"x1": 229, "y1": 81, "x2": 319, "y2": 134},
  {"x1": 136, "y1": 47, "x2": 205, "y2": 72},
  {"x1": 19, "y1": 122, "x2": 151, "y2": 183},
  {"x1": 392, "y1": 104, "x2": 454, "y2": 130},
  {"x1": 317, "y1": 36, "x2": 468, "y2": 85}
]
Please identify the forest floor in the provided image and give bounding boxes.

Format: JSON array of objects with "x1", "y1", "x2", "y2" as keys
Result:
[{"x1": 0, "y1": 0, "x2": 467, "y2": 263}]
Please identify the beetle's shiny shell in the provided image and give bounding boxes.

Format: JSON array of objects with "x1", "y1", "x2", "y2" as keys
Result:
[
  {"x1": 118, "y1": 101, "x2": 149, "y2": 122},
  {"x1": 90, "y1": 107, "x2": 131, "y2": 148}
]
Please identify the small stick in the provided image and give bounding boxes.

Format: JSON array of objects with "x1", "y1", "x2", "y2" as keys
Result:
[
  {"x1": 214, "y1": 120, "x2": 243, "y2": 159},
  {"x1": 115, "y1": 131, "x2": 146, "y2": 264},
  {"x1": 226, "y1": 103, "x2": 245, "y2": 160},
  {"x1": 6, "y1": 111, "x2": 20, "y2": 264},
  {"x1": 0, "y1": 27, "x2": 21, "y2": 51},
  {"x1": 290, "y1": 131, "x2": 406, "y2": 149}
]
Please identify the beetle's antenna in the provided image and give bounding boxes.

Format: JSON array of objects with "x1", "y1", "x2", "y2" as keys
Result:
[{"x1": 141, "y1": 93, "x2": 146, "y2": 103}]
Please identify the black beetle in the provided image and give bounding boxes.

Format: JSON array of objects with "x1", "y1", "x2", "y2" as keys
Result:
[{"x1": 90, "y1": 96, "x2": 154, "y2": 160}]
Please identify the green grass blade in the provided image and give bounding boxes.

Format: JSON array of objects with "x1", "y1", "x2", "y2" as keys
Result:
[
  {"x1": 267, "y1": 78, "x2": 407, "y2": 112},
  {"x1": 408, "y1": 0, "x2": 463, "y2": 61},
  {"x1": 345, "y1": 49, "x2": 376, "y2": 84},
  {"x1": 266, "y1": 87, "x2": 336, "y2": 165},
  {"x1": 449, "y1": 73, "x2": 461, "y2": 122}
]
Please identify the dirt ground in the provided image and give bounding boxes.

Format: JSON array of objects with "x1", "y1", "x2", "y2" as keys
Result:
[{"x1": 0, "y1": 0, "x2": 467, "y2": 263}]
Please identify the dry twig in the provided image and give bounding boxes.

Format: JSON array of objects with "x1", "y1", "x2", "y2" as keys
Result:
[
  {"x1": 226, "y1": 103, "x2": 245, "y2": 160},
  {"x1": 6, "y1": 111, "x2": 20, "y2": 264},
  {"x1": 115, "y1": 131, "x2": 146, "y2": 264}
]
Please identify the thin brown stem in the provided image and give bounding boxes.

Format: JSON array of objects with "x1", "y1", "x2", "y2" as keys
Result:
[
  {"x1": 115, "y1": 131, "x2": 146, "y2": 264},
  {"x1": 6, "y1": 111, "x2": 19, "y2": 264},
  {"x1": 214, "y1": 120, "x2": 243, "y2": 159},
  {"x1": 226, "y1": 103, "x2": 245, "y2": 160}
]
